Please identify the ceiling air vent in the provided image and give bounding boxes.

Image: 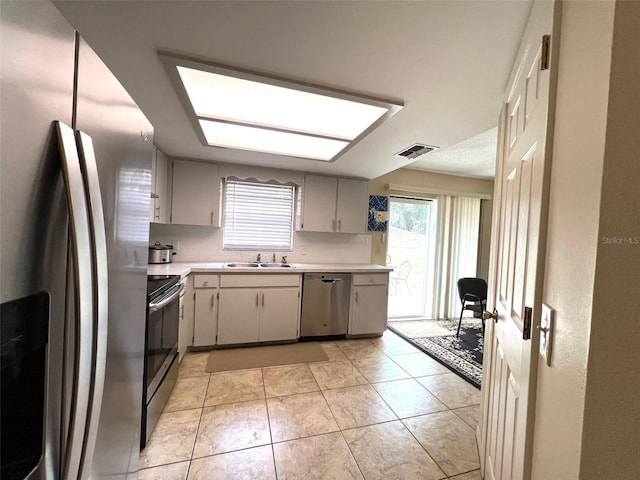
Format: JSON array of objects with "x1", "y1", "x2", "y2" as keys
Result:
[{"x1": 394, "y1": 143, "x2": 439, "y2": 159}]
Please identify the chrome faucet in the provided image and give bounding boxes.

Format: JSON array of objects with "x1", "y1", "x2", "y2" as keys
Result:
[{"x1": 256, "y1": 253, "x2": 261, "y2": 262}]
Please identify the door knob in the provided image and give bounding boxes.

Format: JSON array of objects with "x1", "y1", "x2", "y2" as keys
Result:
[{"x1": 483, "y1": 309, "x2": 498, "y2": 322}]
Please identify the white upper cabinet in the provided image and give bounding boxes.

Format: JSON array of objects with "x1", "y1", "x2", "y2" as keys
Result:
[
  {"x1": 171, "y1": 159, "x2": 220, "y2": 226},
  {"x1": 299, "y1": 174, "x2": 368, "y2": 233},
  {"x1": 336, "y1": 178, "x2": 368, "y2": 233},
  {"x1": 150, "y1": 146, "x2": 169, "y2": 223},
  {"x1": 299, "y1": 175, "x2": 337, "y2": 232}
]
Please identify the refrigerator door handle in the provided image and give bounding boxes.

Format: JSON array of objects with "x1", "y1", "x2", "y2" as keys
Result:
[
  {"x1": 55, "y1": 122, "x2": 94, "y2": 480},
  {"x1": 76, "y1": 130, "x2": 109, "y2": 479}
]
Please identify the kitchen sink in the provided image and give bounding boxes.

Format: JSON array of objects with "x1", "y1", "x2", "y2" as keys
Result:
[{"x1": 224, "y1": 262, "x2": 295, "y2": 269}]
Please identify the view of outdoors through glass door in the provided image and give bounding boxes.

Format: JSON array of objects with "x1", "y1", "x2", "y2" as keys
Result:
[{"x1": 386, "y1": 197, "x2": 437, "y2": 318}]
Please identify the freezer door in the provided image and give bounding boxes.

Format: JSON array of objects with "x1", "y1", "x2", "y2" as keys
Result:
[
  {"x1": 74, "y1": 36, "x2": 153, "y2": 478},
  {"x1": 0, "y1": 2, "x2": 76, "y2": 479}
]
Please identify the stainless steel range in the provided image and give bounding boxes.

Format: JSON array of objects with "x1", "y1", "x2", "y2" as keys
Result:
[{"x1": 141, "y1": 275, "x2": 182, "y2": 449}]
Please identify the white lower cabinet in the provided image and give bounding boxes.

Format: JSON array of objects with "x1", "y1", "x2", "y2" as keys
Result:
[
  {"x1": 217, "y1": 289, "x2": 260, "y2": 345},
  {"x1": 349, "y1": 274, "x2": 389, "y2": 335},
  {"x1": 178, "y1": 275, "x2": 194, "y2": 361},
  {"x1": 193, "y1": 274, "x2": 219, "y2": 347},
  {"x1": 217, "y1": 274, "x2": 301, "y2": 345},
  {"x1": 258, "y1": 288, "x2": 300, "y2": 342},
  {"x1": 186, "y1": 270, "x2": 388, "y2": 345}
]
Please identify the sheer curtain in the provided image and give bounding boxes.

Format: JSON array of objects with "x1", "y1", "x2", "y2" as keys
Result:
[{"x1": 446, "y1": 196, "x2": 481, "y2": 317}]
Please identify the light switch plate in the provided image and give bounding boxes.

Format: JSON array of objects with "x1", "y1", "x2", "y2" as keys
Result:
[{"x1": 540, "y1": 304, "x2": 554, "y2": 366}]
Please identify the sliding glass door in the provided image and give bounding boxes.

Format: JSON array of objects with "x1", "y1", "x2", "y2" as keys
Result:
[{"x1": 386, "y1": 197, "x2": 437, "y2": 318}]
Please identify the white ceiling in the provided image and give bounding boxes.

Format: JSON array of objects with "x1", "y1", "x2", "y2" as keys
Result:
[
  {"x1": 407, "y1": 127, "x2": 498, "y2": 179},
  {"x1": 54, "y1": 0, "x2": 531, "y2": 180}
]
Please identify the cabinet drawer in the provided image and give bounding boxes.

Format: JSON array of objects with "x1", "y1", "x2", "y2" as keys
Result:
[
  {"x1": 352, "y1": 273, "x2": 388, "y2": 286},
  {"x1": 220, "y1": 274, "x2": 300, "y2": 288},
  {"x1": 193, "y1": 274, "x2": 219, "y2": 288}
]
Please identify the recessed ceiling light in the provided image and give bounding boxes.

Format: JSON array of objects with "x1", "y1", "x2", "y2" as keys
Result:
[
  {"x1": 159, "y1": 53, "x2": 403, "y2": 162},
  {"x1": 199, "y1": 120, "x2": 348, "y2": 161}
]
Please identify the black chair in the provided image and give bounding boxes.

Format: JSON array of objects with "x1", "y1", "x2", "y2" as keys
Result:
[{"x1": 456, "y1": 277, "x2": 487, "y2": 337}]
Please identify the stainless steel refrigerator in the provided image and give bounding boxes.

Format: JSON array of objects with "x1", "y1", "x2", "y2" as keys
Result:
[{"x1": 1, "y1": 1, "x2": 152, "y2": 478}]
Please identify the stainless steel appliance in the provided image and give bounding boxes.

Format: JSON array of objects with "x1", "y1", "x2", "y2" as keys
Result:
[
  {"x1": 1, "y1": 1, "x2": 153, "y2": 478},
  {"x1": 148, "y1": 242, "x2": 176, "y2": 264},
  {"x1": 142, "y1": 275, "x2": 182, "y2": 448},
  {"x1": 300, "y1": 273, "x2": 351, "y2": 337}
]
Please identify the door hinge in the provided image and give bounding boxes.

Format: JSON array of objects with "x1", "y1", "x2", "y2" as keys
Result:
[
  {"x1": 541, "y1": 34, "x2": 551, "y2": 71},
  {"x1": 523, "y1": 306, "x2": 533, "y2": 340}
]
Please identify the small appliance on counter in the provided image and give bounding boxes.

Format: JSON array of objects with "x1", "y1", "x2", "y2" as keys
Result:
[{"x1": 148, "y1": 241, "x2": 176, "y2": 264}]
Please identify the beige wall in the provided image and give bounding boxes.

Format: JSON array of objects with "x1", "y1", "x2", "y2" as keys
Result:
[
  {"x1": 579, "y1": 1, "x2": 640, "y2": 477},
  {"x1": 368, "y1": 168, "x2": 494, "y2": 269},
  {"x1": 532, "y1": 1, "x2": 618, "y2": 479},
  {"x1": 533, "y1": 1, "x2": 640, "y2": 477}
]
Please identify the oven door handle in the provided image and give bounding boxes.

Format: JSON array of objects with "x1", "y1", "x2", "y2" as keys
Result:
[{"x1": 149, "y1": 283, "x2": 184, "y2": 313}]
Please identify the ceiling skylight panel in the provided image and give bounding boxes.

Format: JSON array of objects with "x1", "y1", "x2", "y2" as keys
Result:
[
  {"x1": 160, "y1": 52, "x2": 403, "y2": 162},
  {"x1": 177, "y1": 66, "x2": 388, "y2": 139},
  {"x1": 199, "y1": 120, "x2": 348, "y2": 161}
]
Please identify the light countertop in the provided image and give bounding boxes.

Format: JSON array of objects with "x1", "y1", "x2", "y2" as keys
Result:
[{"x1": 147, "y1": 262, "x2": 393, "y2": 277}]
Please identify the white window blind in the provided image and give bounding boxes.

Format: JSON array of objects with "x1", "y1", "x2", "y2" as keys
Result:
[{"x1": 223, "y1": 177, "x2": 295, "y2": 250}]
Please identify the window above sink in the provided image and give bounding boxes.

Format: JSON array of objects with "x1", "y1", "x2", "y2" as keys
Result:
[{"x1": 223, "y1": 177, "x2": 295, "y2": 251}]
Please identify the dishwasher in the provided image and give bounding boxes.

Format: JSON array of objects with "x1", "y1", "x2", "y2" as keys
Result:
[{"x1": 300, "y1": 273, "x2": 351, "y2": 337}]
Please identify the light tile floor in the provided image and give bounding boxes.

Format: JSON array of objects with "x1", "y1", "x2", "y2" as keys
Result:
[{"x1": 139, "y1": 330, "x2": 482, "y2": 480}]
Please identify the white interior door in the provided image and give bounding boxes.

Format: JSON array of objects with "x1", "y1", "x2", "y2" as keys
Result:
[{"x1": 480, "y1": 2, "x2": 558, "y2": 479}]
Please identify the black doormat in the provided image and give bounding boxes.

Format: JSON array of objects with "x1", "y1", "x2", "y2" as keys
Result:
[{"x1": 388, "y1": 318, "x2": 483, "y2": 388}]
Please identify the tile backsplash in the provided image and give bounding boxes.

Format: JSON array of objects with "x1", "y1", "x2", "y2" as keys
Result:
[{"x1": 149, "y1": 223, "x2": 372, "y2": 264}]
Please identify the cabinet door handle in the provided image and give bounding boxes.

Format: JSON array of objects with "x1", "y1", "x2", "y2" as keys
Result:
[
  {"x1": 211, "y1": 294, "x2": 214, "y2": 308},
  {"x1": 210, "y1": 211, "x2": 214, "y2": 225},
  {"x1": 256, "y1": 293, "x2": 259, "y2": 306},
  {"x1": 338, "y1": 219, "x2": 341, "y2": 232},
  {"x1": 355, "y1": 291, "x2": 359, "y2": 303},
  {"x1": 262, "y1": 293, "x2": 265, "y2": 307}
]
